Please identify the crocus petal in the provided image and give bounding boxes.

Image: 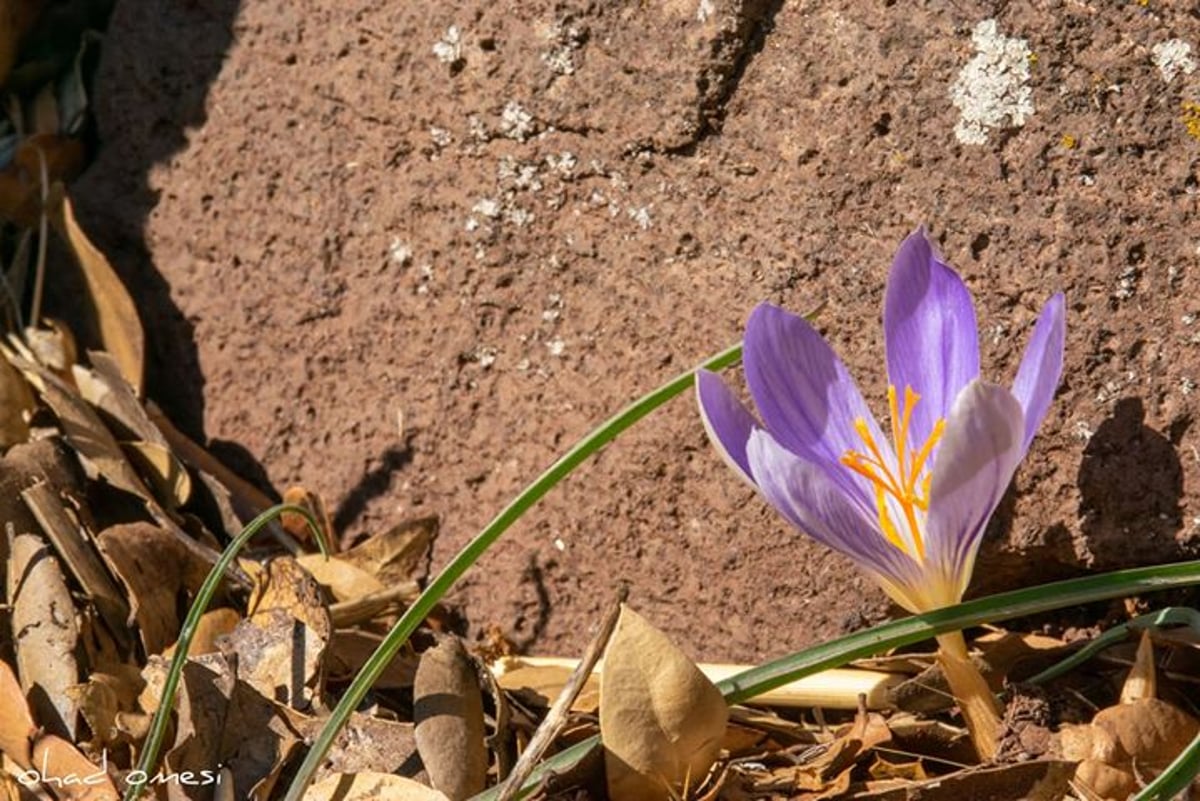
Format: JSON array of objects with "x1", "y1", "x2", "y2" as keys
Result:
[
  {"x1": 746, "y1": 428, "x2": 924, "y2": 605},
  {"x1": 883, "y1": 228, "x2": 980, "y2": 446},
  {"x1": 742, "y1": 302, "x2": 887, "y2": 508},
  {"x1": 923, "y1": 380, "x2": 1025, "y2": 606},
  {"x1": 1011, "y1": 293, "x2": 1066, "y2": 454},
  {"x1": 696, "y1": 369, "x2": 757, "y2": 487}
]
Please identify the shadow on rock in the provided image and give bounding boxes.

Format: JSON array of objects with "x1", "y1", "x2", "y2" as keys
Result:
[
  {"x1": 332, "y1": 445, "x2": 414, "y2": 536},
  {"x1": 59, "y1": 0, "x2": 241, "y2": 445},
  {"x1": 1077, "y1": 397, "x2": 1185, "y2": 568}
]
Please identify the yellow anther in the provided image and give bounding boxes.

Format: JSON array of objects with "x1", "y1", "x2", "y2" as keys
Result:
[{"x1": 842, "y1": 385, "x2": 945, "y2": 561}]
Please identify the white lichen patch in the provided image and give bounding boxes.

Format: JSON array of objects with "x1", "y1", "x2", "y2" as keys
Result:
[
  {"x1": 498, "y1": 156, "x2": 543, "y2": 191},
  {"x1": 429, "y1": 127, "x2": 453, "y2": 148},
  {"x1": 388, "y1": 237, "x2": 412, "y2": 266},
  {"x1": 627, "y1": 205, "x2": 652, "y2": 230},
  {"x1": 541, "y1": 21, "x2": 585, "y2": 76},
  {"x1": 547, "y1": 337, "x2": 566, "y2": 357},
  {"x1": 432, "y1": 26, "x2": 462, "y2": 65},
  {"x1": 696, "y1": 0, "x2": 716, "y2": 23},
  {"x1": 950, "y1": 19, "x2": 1034, "y2": 145},
  {"x1": 545, "y1": 151, "x2": 577, "y2": 176},
  {"x1": 1152, "y1": 39, "x2": 1196, "y2": 83},
  {"x1": 473, "y1": 198, "x2": 502, "y2": 219},
  {"x1": 500, "y1": 101, "x2": 536, "y2": 141}
]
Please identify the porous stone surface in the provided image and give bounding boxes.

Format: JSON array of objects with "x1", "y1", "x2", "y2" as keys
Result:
[{"x1": 73, "y1": 0, "x2": 1200, "y2": 662}]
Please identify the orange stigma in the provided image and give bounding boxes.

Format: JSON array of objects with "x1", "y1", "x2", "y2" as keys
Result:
[{"x1": 840, "y1": 386, "x2": 945, "y2": 560}]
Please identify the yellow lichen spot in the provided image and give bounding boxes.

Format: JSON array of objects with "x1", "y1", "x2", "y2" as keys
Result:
[
  {"x1": 1182, "y1": 101, "x2": 1200, "y2": 142},
  {"x1": 1027, "y1": 52, "x2": 1039, "y2": 67},
  {"x1": 1060, "y1": 134, "x2": 1079, "y2": 149}
]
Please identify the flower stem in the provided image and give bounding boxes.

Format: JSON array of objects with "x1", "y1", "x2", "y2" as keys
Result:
[{"x1": 935, "y1": 630, "x2": 1001, "y2": 761}]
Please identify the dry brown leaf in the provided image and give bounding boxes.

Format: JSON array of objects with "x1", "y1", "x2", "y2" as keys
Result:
[
  {"x1": 65, "y1": 670, "x2": 143, "y2": 751},
  {"x1": 868, "y1": 755, "x2": 927, "y2": 782},
  {"x1": 7, "y1": 532, "x2": 79, "y2": 740},
  {"x1": 413, "y1": 637, "x2": 487, "y2": 801},
  {"x1": 1058, "y1": 698, "x2": 1199, "y2": 800},
  {"x1": 491, "y1": 657, "x2": 600, "y2": 714},
  {"x1": 0, "y1": 660, "x2": 36, "y2": 769},
  {"x1": 325, "y1": 629, "x2": 417, "y2": 689},
  {"x1": 0, "y1": 437, "x2": 84, "y2": 582},
  {"x1": 225, "y1": 558, "x2": 331, "y2": 709},
  {"x1": 849, "y1": 760, "x2": 1074, "y2": 801},
  {"x1": 305, "y1": 772, "x2": 448, "y2": 801},
  {"x1": 26, "y1": 734, "x2": 118, "y2": 800},
  {"x1": 145, "y1": 405, "x2": 275, "y2": 524},
  {"x1": 24, "y1": 321, "x2": 77, "y2": 375},
  {"x1": 11, "y1": 359, "x2": 233, "y2": 586},
  {"x1": 120, "y1": 441, "x2": 192, "y2": 510},
  {"x1": 218, "y1": 680, "x2": 303, "y2": 800},
  {"x1": 162, "y1": 608, "x2": 241, "y2": 659},
  {"x1": 13, "y1": 357, "x2": 149, "y2": 498},
  {"x1": 96, "y1": 522, "x2": 210, "y2": 656},
  {"x1": 50, "y1": 192, "x2": 144, "y2": 395},
  {"x1": 600, "y1": 605, "x2": 728, "y2": 801},
  {"x1": 0, "y1": 355, "x2": 33, "y2": 447},
  {"x1": 1092, "y1": 697, "x2": 1199, "y2": 767},
  {"x1": 293, "y1": 712, "x2": 425, "y2": 783},
  {"x1": 294, "y1": 554, "x2": 386, "y2": 604},
  {"x1": 281, "y1": 487, "x2": 333, "y2": 550},
  {"x1": 160, "y1": 655, "x2": 236, "y2": 801},
  {"x1": 71, "y1": 354, "x2": 165, "y2": 446},
  {"x1": 20, "y1": 482, "x2": 130, "y2": 648},
  {"x1": 340, "y1": 516, "x2": 436, "y2": 586}
]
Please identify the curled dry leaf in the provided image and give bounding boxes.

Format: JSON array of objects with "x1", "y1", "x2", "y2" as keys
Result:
[
  {"x1": 225, "y1": 558, "x2": 331, "y2": 709},
  {"x1": 0, "y1": 436, "x2": 83, "y2": 580},
  {"x1": 600, "y1": 605, "x2": 729, "y2": 801},
  {"x1": 25, "y1": 734, "x2": 118, "y2": 800},
  {"x1": 25, "y1": 320, "x2": 78, "y2": 375},
  {"x1": 305, "y1": 772, "x2": 448, "y2": 801},
  {"x1": 412, "y1": 637, "x2": 488, "y2": 801},
  {"x1": 96, "y1": 522, "x2": 208, "y2": 656},
  {"x1": 121, "y1": 441, "x2": 192, "y2": 510},
  {"x1": 65, "y1": 670, "x2": 143, "y2": 750},
  {"x1": 294, "y1": 554, "x2": 385, "y2": 604},
  {"x1": 50, "y1": 191, "x2": 144, "y2": 395},
  {"x1": 0, "y1": 659, "x2": 36, "y2": 768},
  {"x1": 1058, "y1": 698, "x2": 1200, "y2": 800},
  {"x1": 161, "y1": 654, "x2": 236, "y2": 801},
  {"x1": 0, "y1": 354, "x2": 34, "y2": 447},
  {"x1": 848, "y1": 760, "x2": 1075, "y2": 801},
  {"x1": 162, "y1": 608, "x2": 241, "y2": 659},
  {"x1": 20, "y1": 482, "x2": 130, "y2": 648},
  {"x1": 281, "y1": 486, "x2": 333, "y2": 550},
  {"x1": 7, "y1": 532, "x2": 80, "y2": 740},
  {"x1": 71, "y1": 353, "x2": 165, "y2": 446},
  {"x1": 340, "y1": 516, "x2": 437, "y2": 586},
  {"x1": 325, "y1": 628, "x2": 418, "y2": 689},
  {"x1": 293, "y1": 712, "x2": 425, "y2": 783}
]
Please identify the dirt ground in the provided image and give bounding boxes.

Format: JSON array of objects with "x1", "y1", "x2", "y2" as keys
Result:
[{"x1": 69, "y1": 0, "x2": 1200, "y2": 664}]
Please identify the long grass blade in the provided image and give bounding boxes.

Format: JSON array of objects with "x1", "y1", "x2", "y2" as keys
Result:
[{"x1": 281, "y1": 341, "x2": 744, "y2": 801}]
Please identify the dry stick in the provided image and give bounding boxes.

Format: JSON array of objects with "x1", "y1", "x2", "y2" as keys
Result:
[
  {"x1": 494, "y1": 587, "x2": 628, "y2": 801},
  {"x1": 328, "y1": 581, "x2": 421, "y2": 627}
]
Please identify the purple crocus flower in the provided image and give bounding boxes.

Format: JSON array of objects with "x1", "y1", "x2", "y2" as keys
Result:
[{"x1": 698, "y1": 228, "x2": 1065, "y2": 613}]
